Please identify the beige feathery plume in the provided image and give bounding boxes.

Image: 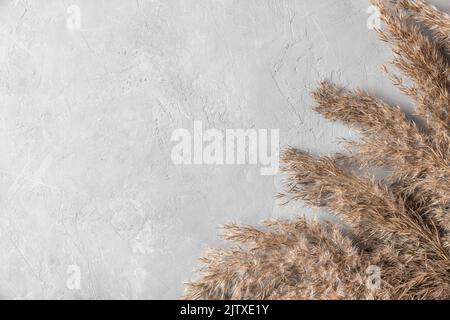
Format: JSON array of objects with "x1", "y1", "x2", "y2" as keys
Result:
[
  {"x1": 184, "y1": 0, "x2": 450, "y2": 300},
  {"x1": 372, "y1": 0, "x2": 450, "y2": 149},
  {"x1": 184, "y1": 217, "x2": 384, "y2": 300},
  {"x1": 397, "y1": 0, "x2": 450, "y2": 53},
  {"x1": 311, "y1": 81, "x2": 450, "y2": 234}
]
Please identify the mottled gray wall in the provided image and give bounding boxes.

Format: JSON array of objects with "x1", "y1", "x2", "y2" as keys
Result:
[{"x1": 0, "y1": 0, "x2": 447, "y2": 299}]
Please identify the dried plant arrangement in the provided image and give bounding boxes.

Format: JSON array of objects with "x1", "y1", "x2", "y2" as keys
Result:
[{"x1": 184, "y1": 0, "x2": 450, "y2": 300}]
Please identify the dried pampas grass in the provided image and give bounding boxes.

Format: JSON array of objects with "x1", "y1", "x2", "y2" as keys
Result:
[{"x1": 184, "y1": 0, "x2": 450, "y2": 300}]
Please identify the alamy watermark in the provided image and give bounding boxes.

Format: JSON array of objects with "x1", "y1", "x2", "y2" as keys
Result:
[
  {"x1": 66, "y1": 5, "x2": 81, "y2": 30},
  {"x1": 366, "y1": 265, "x2": 381, "y2": 290},
  {"x1": 66, "y1": 264, "x2": 81, "y2": 290},
  {"x1": 366, "y1": 5, "x2": 381, "y2": 30},
  {"x1": 171, "y1": 121, "x2": 279, "y2": 175}
]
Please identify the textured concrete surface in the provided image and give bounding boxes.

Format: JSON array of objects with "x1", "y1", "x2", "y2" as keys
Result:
[{"x1": 0, "y1": 0, "x2": 448, "y2": 299}]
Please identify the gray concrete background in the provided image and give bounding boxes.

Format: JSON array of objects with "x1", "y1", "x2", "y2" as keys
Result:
[{"x1": 0, "y1": 0, "x2": 448, "y2": 299}]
